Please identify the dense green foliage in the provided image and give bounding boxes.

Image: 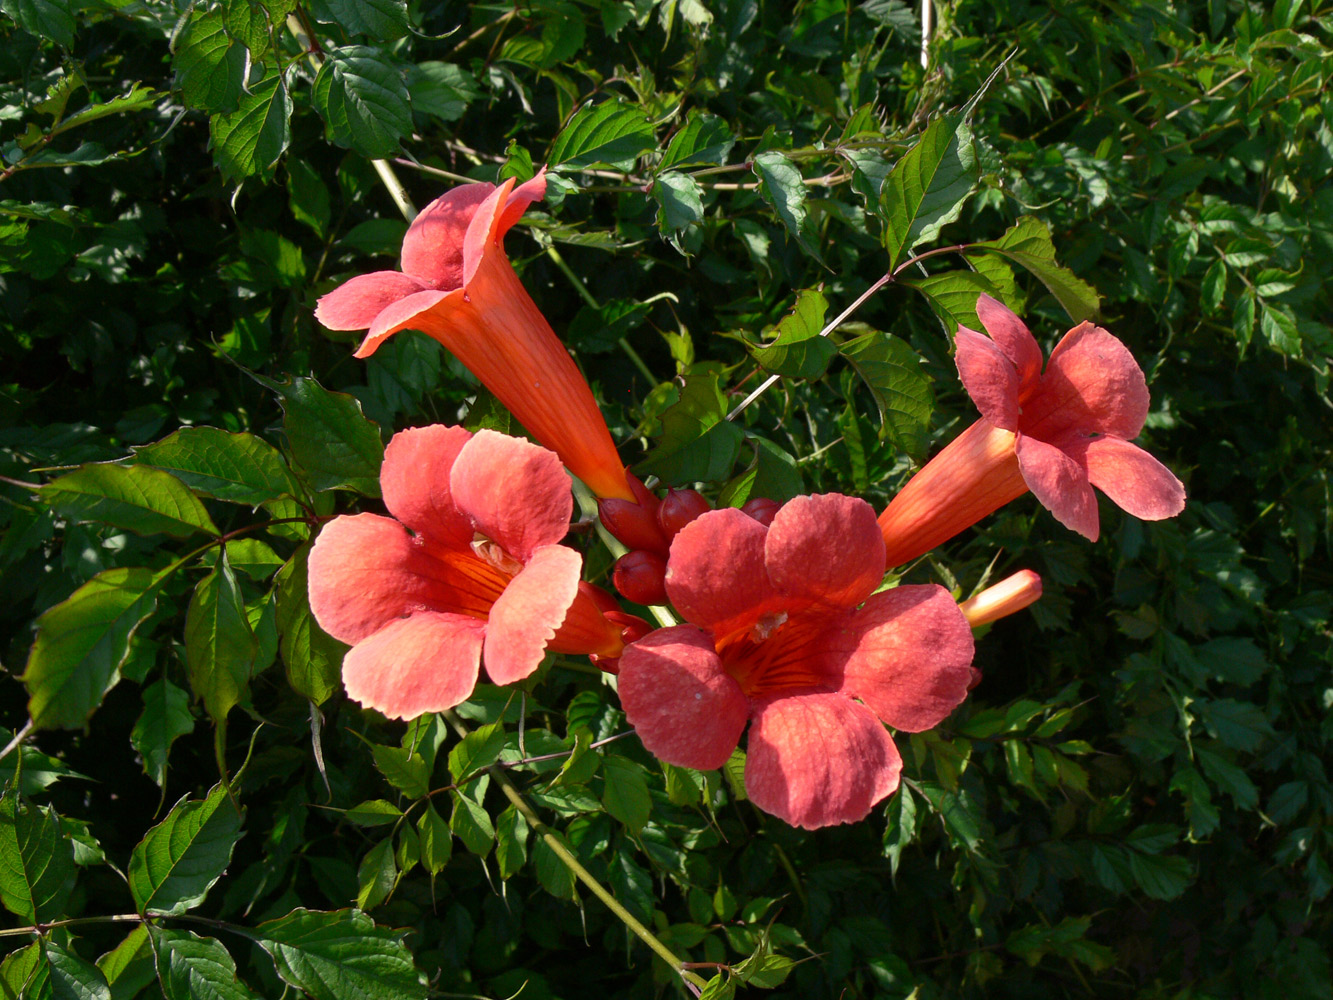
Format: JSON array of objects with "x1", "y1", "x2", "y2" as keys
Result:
[{"x1": 1, "y1": 1, "x2": 1330, "y2": 998}]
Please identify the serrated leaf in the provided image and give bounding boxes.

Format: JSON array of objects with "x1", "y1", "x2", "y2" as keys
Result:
[
  {"x1": 41, "y1": 464, "x2": 218, "y2": 538},
  {"x1": 355, "y1": 839, "x2": 396, "y2": 910},
  {"x1": 43, "y1": 942, "x2": 109, "y2": 1000},
  {"x1": 372, "y1": 745, "x2": 430, "y2": 799},
  {"x1": 653, "y1": 171, "x2": 704, "y2": 241},
  {"x1": 173, "y1": 9, "x2": 245, "y2": 113},
  {"x1": 274, "y1": 542, "x2": 347, "y2": 705},
  {"x1": 1201, "y1": 258, "x2": 1226, "y2": 313},
  {"x1": 0, "y1": 941, "x2": 46, "y2": 1000},
  {"x1": 185, "y1": 555, "x2": 257, "y2": 724},
  {"x1": 0, "y1": 796, "x2": 76, "y2": 923},
  {"x1": 697, "y1": 973, "x2": 736, "y2": 1000},
  {"x1": 661, "y1": 111, "x2": 734, "y2": 169},
  {"x1": 447, "y1": 722, "x2": 506, "y2": 783},
  {"x1": 968, "y1": 216, "x2": 1101, "y2": 324},
  {"x1": 314, "y1": 0, "x2": 409, "y2": 39},
  {"x1": 600, "y1": 755, "x2": 650, "y2": 833},
  {"x1": 96, "y1": 925, "x2": 156, "y2": 1000},
  {"x1": 345, "y1": 800, "x2": 402, "y2": 827},
  {"x1": 312, "y1": 46, "x2": 412, "y2": 160},
  {"x1": 1198, "y1": 698, "x2": 1273, "y2": 752},
  {"x1": 22, "y1": 566, "x2": 166, "y2": 730},
  {"x1": 450, "y1": 792, "x2": 494, "y2": 856},
  {"x1": 494, "y1": 805, "x2": 529, "y2": 880},
  {"x1": 50, "y1": 86, "x2": 159, "y2": 137},
  {"x1": 253, "y1": 374, "x2": 383, "y2": 495},
  {"x1": 133, "y1": 427, "x2": 297, "y2": 505},
  {"x1": 638, "y1": 368, "x2": 743, "y2": 485},
  {"x1": 222, "y1": 0, "x2": 294, "y2": 52},
  {"x1": 839, "y1": 330, "x2": 934, "y2": 458},
  {"x1": 286, "y1": 158, "x2": 331, "y2": 235},
  {"x1": 128, "y1": 783, "x2": 243, "y2": 915},
  {"x1": 130, "y1": 679, "x2": 195, "y2": 788},
  {"x1": 748, "y1": 287, "x2": 835, "y2": 379},
  {"x1": 417, "y1": 804, "x2": 452, "y2": 875},
  {"x1": 881, "y1": 114, "x2": 976, "y2": 267},
  {"x1": 256, "y1": 907, "x2": 426, "y2": 1000},
  {"x1": 531, "y1": 833, "x2": 576, "y2": 899},
  {"x1": 149, "y1": 927, "x2": 259, "y2": 1000},
  {"x1": 405, "y1": 61, "x2": 478, "y2": 122},
  {"x1": 1128, "y1": 852, "x2": 1192, "y2": 900},
  {"x1": 210, "y1": 69, "x2": 292, "y2": 183},
  {"x1": 2, "y1": 0, "x2": 74, "y2": 47},
  {"x1": 751, "y1": 150, "x2": 821, "y2": 262},
  {"x1": 901, "y1": 268, "x2": 1005, "y2": 332},
  {"x1": 550, "y1": 100, "x2": 655, "y2": 170},
  {"x1": 0, "y1": 728, "x2": 84, "y2": 797}
]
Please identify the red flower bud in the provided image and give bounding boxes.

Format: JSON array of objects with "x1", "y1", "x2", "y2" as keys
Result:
[
  {"x1": 740, "y1": 496, "x2": 781, "y2": 527},
  {"x1": 599, "y1": 497, "x2": 669, "y2": 553},
  {"x1": 657, "y1": 488, "x2": 712, "y2": 541},
  {"x1": 612, "y1": 550, "x2": 669, "y2": 606}
]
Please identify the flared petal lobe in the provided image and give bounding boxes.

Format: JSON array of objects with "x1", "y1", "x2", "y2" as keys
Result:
[
  {"x1": 955, "y1": 325, "x2": 1021, "y2": 431},
  {"x1": 315, "y1": 272, "x2": 430, "y2": 331},
  {"x1": 976, "y1": 293, "x2": 1043, "y2": 385},
  {"x1": 745, "y1": 693, "x2": 903, "y2": 829},
  {"x1": 665, "y1": 508, "x2": 780, "y2": 635},
  {"x1": 618, "y1": 626, "x2": 749, "y2": 771},
  {"x1": 400, "y1": 182, "x2": 494, "y2": 289},
  {"x1": 825, "y1": 585, "x2": 975, "y2": 732},
  {"x1": 1015, "y1": 433, "x2": 1100, "y2": 540},
  {"x1": 1021, "y1": 322, "x2": 1150, "y2": 440},
  {"x1": 380, "y1": 424, "x2": 474, "y2": 548},
  {"x1": 482, "y1": 544, "x2": 582, "y2": 685},
  {"x1": 764, "y1": 494, "x2": 885, "y2": 609},
  {"x1": 450, "y1": 429, "x2": 574, "y2": 562},
  {"x1": 1076, "y1": 435, "x2": 1187, "y2": 521},
  {"x1": 341, "y1": 612, "x2": 486, "y2": 719},
  {"x1": 354, "y1": 288, "x2": 455, "y2": 359}
]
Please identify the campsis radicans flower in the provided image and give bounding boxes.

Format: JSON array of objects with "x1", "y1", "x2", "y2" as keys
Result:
[
  {"x1": 314, "y1": 171, "x2": 633, "y2": 502},
  {"x1": 878, "y1": 295, "x2": 1187, "y2": 566},
  {"x1": 617, "y1": 494, "x2": 976, "y2": 830},
  {"x1": 308, "y1": 424, "x2": 640, "y2": 720}
]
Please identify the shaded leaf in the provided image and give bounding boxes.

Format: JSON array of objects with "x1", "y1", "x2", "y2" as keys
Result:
[
  {"x1": 881, "y1": 114, "x2": 976, "y2": 267},
  {"x1": 751, "y1": 150, "x2": 821, "y2": 261},
  {"x1": 969, "y1": 216, "x2": 1101, "y2": 324},
  {"x1": 839, "y1": 330, "x2": 934, "y2": 459},
  {"x1": 312, "y1": 46, "x2": 412, "y2": 160},
  {"x1": 661, "y1": 112, "x2": 734, "y2": 169},
  {"x1": 1, "y1": 0, "x2": 74, "y2": 47},
  {"x1": 256, "y1": 907, "x2": 426, "y2": 1000},
  {"x1": 210, "y1": 69, "x2": 292, "y2": 183},
  {"x1": 748, "y1": 287, "x2": 836, "y2": 379},
  {"x1": 253, "y1": 374, "x2": 383, "y2": 495},
  {"x1": 41, "y1": 464, "x2": 218, "y2": 538},
  {"x1": 600, "y1": 755, "x2": 650, "y2": 833},
  {"x1": 185, "y1": 555, "x2": 257, "y2": 724},
  {"x1": 130, "y1": 679, "x2": 195, "y2": 788},
  {"x1": 149, "y1": 927, "x2": 259, "y2": 1000},
  {"x1": 550, "y1": 100, "x2": 655, "y2": 170},
  {"x1": 133, "y1": 427, "x2": 297, "y2": 505},
  {"x1": 638, "y1": 368, "x2": 743, "y2": 485},
  {"x1": 0, "y1": 796, "x2": 75, "y2": 923},
  {"x1": 274, "y1": 542, "x2": 347, "y2": 706},
  {"x1": 128, "y1": 783, "x2": 243, "y2": 915},
  {"x1": 173, "y1": 10, "x2": 245, "y2": 113},
  {"x1": 314, "y1": 0, "x2": 409, "y2": 39}
]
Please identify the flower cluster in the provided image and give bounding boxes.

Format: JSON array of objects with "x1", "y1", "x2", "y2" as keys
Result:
[{"x1": 311, "y1": 175, "x2": 1187, "y2": 829}]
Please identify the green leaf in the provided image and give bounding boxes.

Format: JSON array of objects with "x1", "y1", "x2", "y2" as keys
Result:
[
  {"x1": 130, "y1": 679, "x2": 195, "y2": 788},
  {"x1": 256, "y1": 907, "x2": 426, "y2": 1000},
  {"x1": 1, "y1": 0, "x2": 74, "y2": 47},
  {"x1": 1201, "y1": 258, "x2": 1227, "y2": 313},
  {"x1": 41, "y1": 464, "x2": 218, "y2": 538},
  {"x1": 312, "y1": 47, "x2": 413, "y2": 160},
  {"x1": 0, "y1": 796, "x2": 76, "y2": 923},
  {"x1": 901, "y1": 269, "x2": 1005, "y2": 333},
  {"x1": 173, "y1": 9, "x2": 246, "y2": 113},
  {"x1": 751, "y1": 150, "x2": 821, "y2": 262},
  {"x1": 881, "y1": 114, "x2": 977, "y2": 267},
  {"x1": 274, "y1": 542, "x2": 347, "y2": 705},
  {"x1": 185, "y1": 555, "x2": 257, "y2": 724},
  {"x1": 968, "y1": 216, "x2": 1101, "y2": 324},
  {"x1": 0, "y1": 942, "x2": 46, "y2": 1000},
  {"x1": 839, "y1": 330, "x2": 934, "y2": 459},
  {"x1": 0, "y1": 728, "x2": 84, "y2": 797},
  {"x1": 735, "y1": 954, "x2": 795, "y2": 988},
  {"x1": 747, "y1": 436, "x2": 803, "y2": 504},
  {"x1": 133, "y1": 427, "x2": 297, "y2": 505},
  {"x1": 748, "y1": 288, "x2": 836, "y2": 379},
  {"x1": 255, "y1": 374, "x2": 384, "y2": 495},
  {"x1": 1195, "y1": 746, "x2": 1259, "y2": 810},
  {"x1": 417, "y1": 804, "x2": 452, "y2": 875},
  {"x1": 404, "y1": 61, "x2": 478, "y2": 122},
  {"x1": 222, "y1": 0, "x2": 294, "y2": 52},
  {"x1": 149, "y1": 927, "x2": 259, "y2": 1000},
  {"x1": 447, "y1": 722, "x2": 506, "y2": 784},
  {"x1": 287, "y1": 158, "x2": 331, "y2": 236},
  {"x1": 600, "y1": 755, "x2": 650, "y2": 833},
  {"x1": 449, "y1": 792, "x2": 494, "y2": 856},
  {"x1": 567, "y1": 298, "x2": 652, "y2": 354},
  {"x1": 494, "y1": 805, "x2": 529, "y2": 880},
  {"x1": 43, "y1": 942, "x2": 110, "y2": 1000},
  {"x1": 638, "y1": 367, "x2": 744, "y2": 485},
  {"x1": 315, "y1": 0, "x2": 409, "y2": 38},
  {"x1": 1199, "y1": 698, "x2": 1272, "y2": 752},
  {"x1": 371, "y1": 745, "x2": 430, "y2": 799},
  {"x1": 697, "y1": 973, "x2": 736, "y2": 1000},
  {"x1": 531, "y1": 833, "x2": 576, "y2": 899},
  {"x1": 210, "y1": 69, "x2": 292, "y2": 183},
  {"x1": 919, "y1": 782, "x2": 981, "y2": 852},
  {"x1": 550, "y1": 100, "x2": 655, "y2": 170},
  {"x1": 96, "y1": 925, "x2": 157, "y2": 1000},
  {"x1": 882, "y1": 784, "x2": 917, "y2": 877},
  {"x1": 22, "y1": 566, "x2": 166, "y2": 730},
  {"x1": 128, "y1": 782, "x2": 243, "y2": 915},
  {"x1": 653, "y1": 171, "x2": 705, "y2": 243},
  {"x1": 355, "y1": 839, "x2": 396, "y2": 910},
  {"x1": 1128, "y1": 852, "x2": 1192, "y2": 900},
  {"x1": 661, "y1": 111, "x2": 735, "y2": 169},
  {"x1": 345, "y1": 800, "x2": 402, "y2": 827}
]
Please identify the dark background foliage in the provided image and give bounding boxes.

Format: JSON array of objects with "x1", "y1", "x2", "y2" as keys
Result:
[{"x1": 0, "y1": 1, "x2": 1330, "y2": 998}]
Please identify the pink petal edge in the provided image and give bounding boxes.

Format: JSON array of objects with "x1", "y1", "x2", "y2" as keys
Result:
[
  {"x1": 764, "y1": 494, "x2": 885, "y2": 609},
  {"x1": 665, "y1": 508, "x2": 781, "y2": 634},
  {"x1": 1016, "y1": 432, "x2": 1101, "y2": 541},
  {"x1": 1079, "y1": 435, "x2": 1186, "y2": 521},
  {"x1": 380, "y1": 425, "x2": 474, "y2": 548},
  {"x1": 955, "y1": 325, "x2": 1021, "y2": 431},
  {"x1": 342, "y1": 612, "x2": 486, "y2": 720},
  {"x1": 482, "y1": 544, "x2": 582, "y2": 685},
  {"x1": 976, "y1": 293, "x2": 1043, "y2": 385},
  {"x1": 400, "y1": 182, "x2": 495, "y2": 290},
  {"x1": 315, "y1": 271, "x2": 431, "y2": 331}
]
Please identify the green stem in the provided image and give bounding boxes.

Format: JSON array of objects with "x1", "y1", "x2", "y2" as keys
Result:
[
  {"x1": 543, "y1": 245, "x2": 657, "y2": 386},
  {"x1": 372, "y1": 159, "x2": 417, "y2": 222},
  {"x1": 440, "y1": 711, "x2": 704, "y2": 991}
]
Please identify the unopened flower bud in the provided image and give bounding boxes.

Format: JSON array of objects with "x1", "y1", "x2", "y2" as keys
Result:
[
  {"x1": 741, "y1": 496, "x2": 781, "y2": 527},
  {"x1": 599, "y1": 498, "x2": 669, "y2": 553},
  {"x1": 612, "y1": 550, "x2": 669, "y2": 606},
  {"x1": 657, "y1": 488, "x2": 712, "y2": 541},
  {"x1": 959, "y1": 570, "x2": 1043, "y2": 627}
]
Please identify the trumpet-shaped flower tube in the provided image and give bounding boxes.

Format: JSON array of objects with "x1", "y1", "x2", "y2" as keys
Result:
[
  {"x1": 617, "y1": 495, "x2": 975, "y2": 830},
  {"x1": 315, "y1": 172, "x2": 633, "y2": 501},
  {"x1": 878, "y1": 295, "x2": 1186, "y2": 566},
  {"x1": 308, "y1": 424, "x2": 631, "y2": 720},
  {"x1": 959, "y1": 569, "x2": 1043, "y2": 626}
]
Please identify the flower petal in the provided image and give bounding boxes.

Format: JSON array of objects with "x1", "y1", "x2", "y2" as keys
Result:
[
  {"x1": 315, "y1": 272, "x2": 430, "y2": 331},
  {"x1": 955, "y1": 324, "x2": 1020, "y2": 431},
  {"x1": 826, "y1": 584, "x2": 975, "y2": 731},
  {"x1": 1016, "y1": 432, "x2": 1100, "y2": 540},
  {"x1": 462, "y1": 179, "x2": 516, "y2": 288},
  {"x1": 665, "y1": 508, "x2": 781, "y2": 635},
  {"x1": 1023, "y1": 322, "x2": 1150, "y2": 440},
  {"x1": 495, "y1": 168, "x2": 546, "y2": 239},
  {"x1": 765, "y1": 494, "x2": 885, "y2": 608},
  {"x1": 745, "y1": 693, "x2": 902, "y2": 829},
  {"x1": 483, "y1": 544, "x2": 581, "y2": 685},
  {"x1": 619, "y1": 625, "x2": 749, "y2": 770},
  {"x1": 353, "y1": 288, "x2": 455, "y2": 359},
  {"x1": 450, "y1": 429, "x2": 574, "y2": 562},
  {"x1": 342, "y1": 612, "x2": 485, "y2": 719},
  {"x1": 1078, "y1": 435, "x2": 1186, "y2": 521},
  {"x1": 400, "y1": 182, "x2": 495, "y2": 289},
  {"x1": 977, "y1": 293, "x2": 1043, "y2": 385},
  {"x1": 381, "y1": 425, "x2": 474, "y2": 548}
]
